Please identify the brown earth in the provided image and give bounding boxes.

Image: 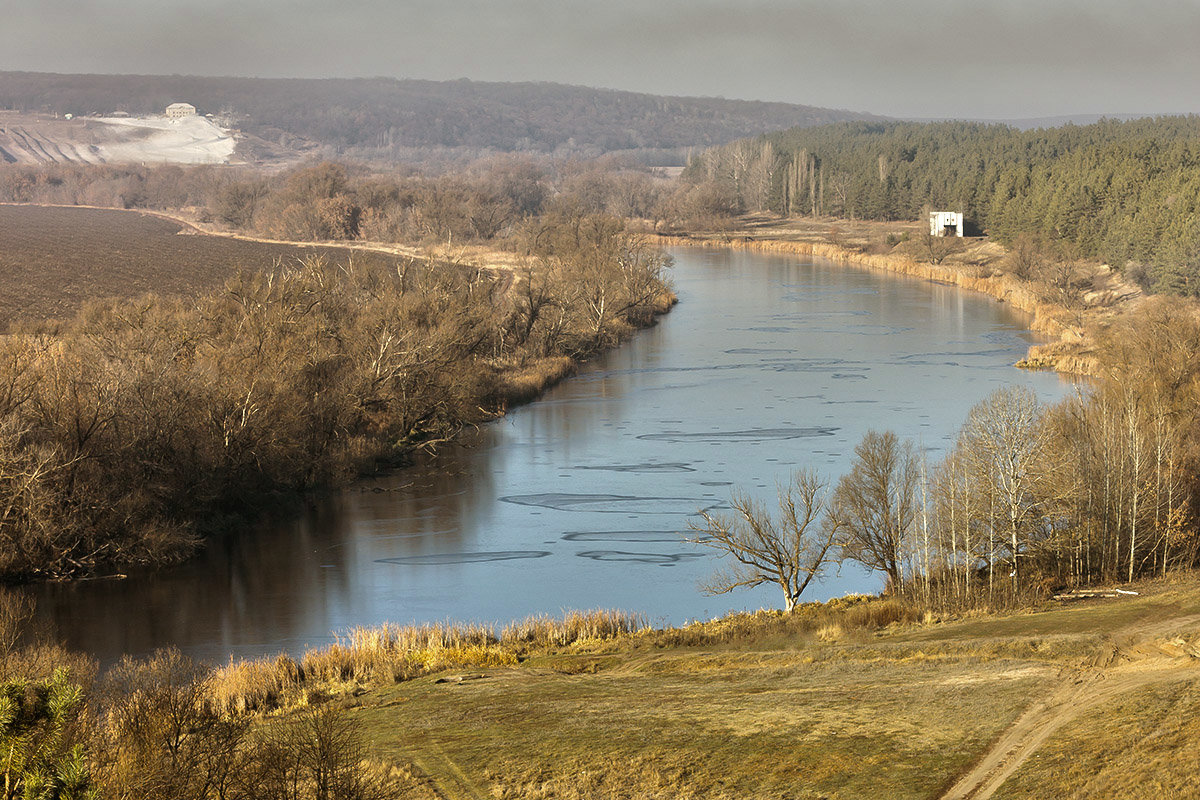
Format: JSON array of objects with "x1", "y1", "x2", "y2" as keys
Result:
[{"x1": 0, "y1": 204, "x2": 417, "y2": 328}]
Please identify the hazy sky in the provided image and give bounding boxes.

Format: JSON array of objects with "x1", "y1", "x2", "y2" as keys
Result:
[{"x1": 6, "y1": 0, "x2": 1200, "y2": 119}]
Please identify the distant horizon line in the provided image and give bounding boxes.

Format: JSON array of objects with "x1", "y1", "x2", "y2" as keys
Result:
[{"x1": 0, "y1": 68, "x2": 1192, "y2": 126}]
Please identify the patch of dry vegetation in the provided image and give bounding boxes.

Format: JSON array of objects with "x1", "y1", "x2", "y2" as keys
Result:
[
  {"x1": 992, "y1": 677, "x2": 1200, "y2": 800},
  {"x1": 5, "y1": 582, "x2": 1200, "y2": 798},
  {"x1": 0, "y1": 211, "x2": 673, "y2": 580}
]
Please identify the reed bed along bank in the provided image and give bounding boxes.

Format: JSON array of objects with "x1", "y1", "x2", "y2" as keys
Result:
[
  {"x1": 207, "y1": 609, "x2": 650, "y2": 715},
  {"x1": 203, "y1": 598, "x2": 951, "y2": 717}
]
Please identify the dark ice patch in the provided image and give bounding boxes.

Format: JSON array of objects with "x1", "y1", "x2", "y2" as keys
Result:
[
  {"x1": 638, "y1": 427, "x2": 838, "y2": 443},
  {"x1": 576, "y1": 462, "x2": 695, "y2": 473},
  {"x1": 760, "y1": 358, "x2": 859, "y2": 373},
  {"x1": 500, "y1": 493, "x2": 721, "y2": 514},
  {"x1": 562, "y1": 530, "x2": 684, "y2": 543},
  {"x1": 899, "y1": 348, "x2": 1012, "y2": 361},
  {"x1": 575, "y1": 550, "x2": 706, "y2": 566},
  {"x1": 377, "y1": 550, "x2": 550, "y2": 565}
]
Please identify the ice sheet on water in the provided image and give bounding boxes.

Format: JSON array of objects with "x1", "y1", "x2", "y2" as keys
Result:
[
  {"x1": 376, "y1": 551, "x2": 550, "y2": 565},
  {"x1": 499, "y1": 493, "x2": 722, "y2": 515},
  {"x1": 575, "y1": 550, "x2": 707, "y2": 566},
  {"x1": 637, "y1": 427, "x2": 837, "y2": 443},
  {"x1": 575, "y1": 462, "x2": 695, "y2": 473},
  {"x1": 561, "y1": 530, "x2": 685, "y2": 543}
]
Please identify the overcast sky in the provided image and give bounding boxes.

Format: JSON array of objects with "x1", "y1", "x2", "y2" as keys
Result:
[{"x1": 6, "y1": 0, "x2": 1199, "y2": 119}]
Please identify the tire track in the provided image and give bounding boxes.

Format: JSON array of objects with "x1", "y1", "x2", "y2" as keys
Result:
[{"x1": 940, "y1": 614, "x2": 1200, "y2": 800}]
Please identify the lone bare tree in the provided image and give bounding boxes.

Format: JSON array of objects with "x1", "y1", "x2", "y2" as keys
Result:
[{"x1": 688, "y1": 469, "x2": 838, "y2": 612}]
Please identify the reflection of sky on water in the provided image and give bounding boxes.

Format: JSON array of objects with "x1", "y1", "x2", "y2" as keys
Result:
[{"x1": 33, "y1": 247, "x2": 1072, "y2": 665}]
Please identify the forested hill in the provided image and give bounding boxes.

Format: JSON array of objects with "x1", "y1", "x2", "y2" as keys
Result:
[
  {"x1": 0, "y1": 71, "x2": 882, "y2": 161},
  {"x1": 690, "y1": 117, "x2": 1200, "y2": 295}
]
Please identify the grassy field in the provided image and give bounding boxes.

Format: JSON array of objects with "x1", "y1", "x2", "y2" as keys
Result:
[
  {"x1": 0, "y1": 204, "x2": 404, "y2": 328},
  {"x1": 304, "y1": 580, "x2": 1200, "y2": 799}
]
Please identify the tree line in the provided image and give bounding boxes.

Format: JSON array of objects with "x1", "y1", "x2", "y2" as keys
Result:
[
  {"x1": 0, "y1": 157, "x2": 740, "y2": 242},
  {"x1": 0, "y1": 71, "x2": 879, "y2": 163},
  {"x1": 686, "y1": 117, "x2": 1200, "y2": 295},
  {"x1": 0, "y1": 213, "x2": 672, "y2": 580},
  {"x1": 693, "y1": 296, "x2": 1200, "y2": 609}
]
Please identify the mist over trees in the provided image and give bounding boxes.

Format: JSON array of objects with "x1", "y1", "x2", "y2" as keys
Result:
[
  {"x1": 0, "y1": 71, "x2": 882, "y2": 162},
  {"x1": 688, "y1": 117, "x2": 1200, "y2": 294}
]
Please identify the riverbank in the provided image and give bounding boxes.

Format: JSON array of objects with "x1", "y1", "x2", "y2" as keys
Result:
[
  {"x1": 653, "y1": 216, "x2": 1144, "y2": 376},
  {"x1": 0, "y1": 205, "x2": 676, "y2": 581},
  {"x1": 201, "y1": 577, "x2": 1200, "y2": 798}
]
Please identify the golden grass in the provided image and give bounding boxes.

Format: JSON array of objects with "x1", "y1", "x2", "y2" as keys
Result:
[
  {"x1": 647, "y1": 595, "x2": 923, "y2": 649},
  {"x1": 207, "y1": 610, "x2": 647, "y2": 715},
  {"x1": 204, "y1": 599, "x2": 920, "y2": 715},
  {"x1": 207, "y1": 653, "x2": 305, "y2": 715},
  {"x1": 495, "y1": 355, "x2": 575, "y2": 406},
  {"x1": 992, "y1": 677, "x2": 1200, "y2": 799},
  {"x1": 500, "y1": 609, "x2": 648, "y2": 650},
  {"x1": 198, "y1": 582, "x2": 1200, "y2": 797}
]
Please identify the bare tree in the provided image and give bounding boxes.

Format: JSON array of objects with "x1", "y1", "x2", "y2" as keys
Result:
[
  {"x1": 921, "y1": 230, "x2": 965, "y2": 265},
  {"x1": 688, "y1": 469, "x2": 838, "y2": 612},
  {"x1": 831, "y1": 430, "x2": 919, "y2": 592},
  {"x1": 959, "y1": 387, "x2": 1057, "y2": 588}
]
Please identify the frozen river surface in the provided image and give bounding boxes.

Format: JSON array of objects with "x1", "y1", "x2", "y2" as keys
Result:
[{"x1": 34, "y1": 246, "x2": 1070, "y2": 663}]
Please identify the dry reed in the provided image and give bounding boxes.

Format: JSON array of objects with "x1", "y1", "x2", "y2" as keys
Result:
[{"x1": 207, "y1": 610, "x2": 648, "y2": 715}]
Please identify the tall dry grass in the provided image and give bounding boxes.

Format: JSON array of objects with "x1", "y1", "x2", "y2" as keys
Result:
[
  {"x1": 648, "y1": 595, "x2": 923, "y2": 649},
  {"x1": 208, "y1": 610, "x2": 648, "y2": 715}
]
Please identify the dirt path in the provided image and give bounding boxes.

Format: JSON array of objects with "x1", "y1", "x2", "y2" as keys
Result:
[
  {"x1": 940, "y1": 615, "x2": 1200, "y2": 800},
  {"x1": 408, "y1": 740, "x2": 490, "y2": 800},
  {"x1": 0, "y1": 201, "x2": 523, "y2": 275}
]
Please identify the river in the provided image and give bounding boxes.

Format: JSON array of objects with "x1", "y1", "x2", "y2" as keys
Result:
[{"x1": 32, "y1": 246, "x2": 1071, "y2": 664}]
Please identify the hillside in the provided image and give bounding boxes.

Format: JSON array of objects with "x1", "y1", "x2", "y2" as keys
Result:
[
  {"x1": 0, "y1": 71, "x2": 884, "y2": 163},
  {"x1": 299, "y1": 582, "x2": 1200, "y2": 799},
  {"x1": 0, "y1": 112, "x2": 235, "y2": 166}
]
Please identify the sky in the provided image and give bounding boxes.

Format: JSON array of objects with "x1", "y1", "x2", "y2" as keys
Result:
[{"x1": 6, "y1": 0, "x2": 1200, "y2": 120}]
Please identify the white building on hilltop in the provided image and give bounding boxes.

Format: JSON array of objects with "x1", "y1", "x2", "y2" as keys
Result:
[
  {"x1": 165, "y1": 102, "x2": 196, "y2": 119},
  {"x1": 929, "y1": 210, "x2": 964, "y2": 237}
]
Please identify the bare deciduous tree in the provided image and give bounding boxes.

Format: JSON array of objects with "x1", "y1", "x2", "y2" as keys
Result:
[
  {"x1": 831, "y1": 430, "x2": 919, "y2": 592},
  {"x1": 959, "y1": 386, "x2": 1058, "y2": 588},
  {"x1": 688, "y1": 469, "x2": 838, "y2": 612}
]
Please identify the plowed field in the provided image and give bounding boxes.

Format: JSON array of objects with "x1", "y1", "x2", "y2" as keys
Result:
[{"x1": 0, "y1": 205, "x2": 401, "y2": 328}]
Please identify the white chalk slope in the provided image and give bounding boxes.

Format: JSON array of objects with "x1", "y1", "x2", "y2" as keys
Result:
[{"x1": 0, "y1": 114, "x2": 236, "y2": 165}]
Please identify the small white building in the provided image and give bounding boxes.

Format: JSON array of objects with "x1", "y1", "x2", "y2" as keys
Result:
[
  {"x1": 930, "y1": 211, "x2": 964, "y2": 237},
  {"x1": 165, "y1": 102, "x2": 197, "y2": 119}
]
